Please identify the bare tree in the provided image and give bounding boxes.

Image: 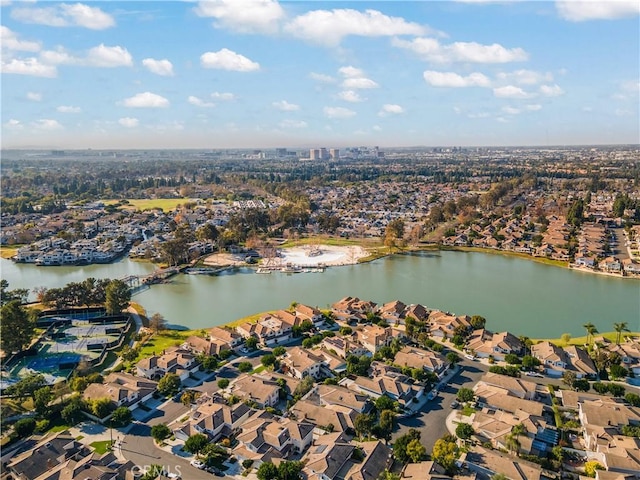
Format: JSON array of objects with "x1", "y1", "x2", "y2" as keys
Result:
[{"x1": 149, "y1": 312, "x2": 168, "y2": 334}]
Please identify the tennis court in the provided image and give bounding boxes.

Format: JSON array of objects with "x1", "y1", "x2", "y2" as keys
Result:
[{"x1": 27, "y1": 353, "x2": 82, "y2": 371}]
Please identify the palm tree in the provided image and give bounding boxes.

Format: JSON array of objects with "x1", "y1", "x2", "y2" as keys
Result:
[
  {"x1": 613, "y1": 322, "x2": 630, "y2": 345},
  {"x1": 583, "y1": 322, "x2": 598, "y2": 345}
]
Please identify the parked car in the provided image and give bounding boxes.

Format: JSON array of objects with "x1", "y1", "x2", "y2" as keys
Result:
[
  {"x1": 451, "y1": 400, "x2": 460, "y2": 409},
  {"x1": 464, "y1": 354, "x2": 476, "y2": 361},
  {"x1": 190, "y1": 460, "x2": 205, "y2": 470},
  {"x1": 525, "y1": 371, "x2": 544, "y2": 378}
]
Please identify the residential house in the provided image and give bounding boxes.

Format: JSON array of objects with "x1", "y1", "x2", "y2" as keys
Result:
[
  {"x1": 355, "y1": 324, "x2": 392, "y2": 354},
  {"x1": 281, "y1": 346, "x2": 327, "y2": 380},
  {"x1": 136, "y1": 346, "x2": 199, "y2": 380},
  {"x1": 393, "y1": 346, "x2": 449, "y2": 376},
  {"x1": 289, "y1": 399, "x2": 358, "y2": 434},
  {"x1": 404, "y1": 303, "x2": 430, "y2": 323},
  {"x1": 473, "y1": 383, "x2": 544, "y2": 417},
  {"x1": 428, "y1": 311, "x2": 471, "y2": 339},
  {"x1": 578, "y1": 399, "x2": 640, "y2": 451},
  {"x1": 401, "y1": 461, "x2": 456, "y2": 480},
  {"x1": 83, "y1": 372, "x2": 157, "y2": 411},
  {"x1": 295, "y1": 304, "x2": 325, "y2": 326},
  {"x1": 465, "y1": 329, "x2": 524, "y2": 361},
  {"x1": 377, "y1": 300, "x2": 406, "y2": 324},
  {"x1": 302, "y1": 432, "x2": 357, "y2": 480},
  {"x1": 305, "y1": 384, "x2": 372, "y2": 413},
  {"x1": 342, "y1": 440, "x2": 393, "y2": 480},
  {"x1": 597, "y1": 435, "x2": 640, "y2": 475},
  {"x1": 208, "y1": 326, "x2": 243, "y2": 348},
  {"x1": 231, "y1": 374, "x2": 280, "y2": 408},
  {"x1": 184, "y1": 335, "x2": 229, "y2": 357},
  {"x1": 321, "y1": 336, "x2": 370, "y2": 359},
  {"x1": 331, "y1": 297, "x2": 377, "y2": 323},
  {"x1": 531, "y1": 342, "x2": 597, "y2": 378},
  {"x1": 477, "y1": 372, "x2": 538, "y2": 400},
  {"x1": 174, "y1": 398, "x2": 253, "y2": 441},
  {"x1": 459, "y1": 446, "x2": 543, "y2": 480},
  {"x1": 236, "y1": 313, "x2": 294, "y2": 346},
  {"x1": 341, "y1": 370, "x2": 425, "y2": 410}
]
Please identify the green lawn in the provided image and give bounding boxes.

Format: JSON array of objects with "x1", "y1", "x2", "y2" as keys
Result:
[
  {"x1": 137, "y1": 329, "x2": 200, "y2": 359},
  {"x1": 281, "y1": 236, "x2": 382, "y2": 249},
  {"x1": 90, "y1": 440, "x2": 114, "y2": 454},
  {"x1": 534, "y1": 331, "x2": 640, "y2": 346},
  {"x1": 461, "y1": 405, "x2": 476, "y2": 416},
  {"x1": 104, "y1": 198, "x2": 198, "y2": 213},
  {"x1": 222, "y1": 311, "x2": 275, "y2": 329},
  {"x1": 251, "y1": 365, "x2": 266, "y2": 375}
]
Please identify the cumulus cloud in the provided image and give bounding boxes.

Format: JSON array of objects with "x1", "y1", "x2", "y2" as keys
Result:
[
  {"x1": 1, "y1": 57, "x2": 57, "y2": 77},
  {"x1": 194, "y1": 0, "x2": 284, "y2": 34},
  {"x1": 272, "y1": 100, "x2": 300, "y2": 111},
  {"x1": 338, "y1": 66, "x2": 364, "y2": 78},
  {"x1": 1, "y1": 26, "x2": 40, "y2": 52},
  {"x1": 200, "y1": 48, "x2": 260, "y2": 71},
  {"x1": 86, "y1": 44, "x2": 133, "y2": 67},
  {"x1": 493, "y1": 85, "x2": 533, "y2": 98},
  {"x1": 142, "y1": 58, "x2": 174, "y2": 76},
  {"x1": 323, "y1": 106, "x2": 356, "y2": 119},
  {"x1": 188, "y1": 96, "x2": 216, "y2": 107},
  {"x1": 342, "y1": 77, "x2": 379, "y2": 89},
  {"x1": 118, "y1": 117, "x2": 139, "y2": 128},
  {"x1": 309, "y1": 72, "x2": 335, "y2": 83},
  {"x1": 378, "y1": 104, "x2": 405, "y2": 116},
  {"x1": 502, "y1": 106, "x2": 521, "y2": 115},
  {"x1": 539, "y1": 84, "x2": 565, "y2": 97},
  {"x1": 285, "y1": 8, "x2": 427, "y2": 46},
  {"x1": 4, "y1": 119, "x2": 23, "y2": 129},
  {"x1": 278, "y1": 119, "x2": 308, "y2": 129},
  {"x1": 26, "y1": 91, "x2": 42, "y2": 101},
  {"x1": 122, "y1": 92, "x2": 169, "y2": 108},
  {"x1": 211, "y1": 92, "x2": 236, "y2": 100},
  {"x1": 556, "y1": 0, "x2": 640, "y2": 21},
  {"x1": 392, "y1": 37, "x2": 528, "y2": 63},
  {"x1": 496, "y1": 69, "x2": 554, "y2": 85},
  {"x1": 338, "y1": 90, "x2": 364, "y2": 103},
  {"x1": 11, "y1": 3, "x2": 115, "y2": 29},
  {"x1": 57, "y1": 105, "x2": 82, "y2": 113},
  {"x1": 33, "y1": 119, "x2": 63, "y2": 130},
  {"x1": 423, "y1": 71, "x2": 491, "y2": 87}
]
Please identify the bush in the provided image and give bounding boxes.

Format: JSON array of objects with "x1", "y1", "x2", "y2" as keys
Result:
[
  {"x1": 35, "y1": 419, "x2": 50, "y2": 433},
  {"x1": 217, "y1": 378, "x2": 230, "y2": 389},
  {"x1": 242, "y1": 459, "x2": 254, "y2": 469},
  {"x1": 111, "y1": 406, "x2": 132, "y2": 427},
  {"x1": 237, "y1": 361, "x2": 252, "y2": 373},
  {"x1": 14, "y1": 418, "x2": 36, "y2": 438},
  {"x1": 151, "y1": 424, "x2": 172, "y2": 442}
]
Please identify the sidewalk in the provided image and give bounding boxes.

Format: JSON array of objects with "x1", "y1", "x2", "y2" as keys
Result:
[{"x1": 67, "y1": 421, "x2": 131, "y2": 462}]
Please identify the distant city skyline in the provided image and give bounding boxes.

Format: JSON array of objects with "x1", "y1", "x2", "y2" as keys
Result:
[{"x1": 1, "y1": 0, "x2": 639, "y2": 149}]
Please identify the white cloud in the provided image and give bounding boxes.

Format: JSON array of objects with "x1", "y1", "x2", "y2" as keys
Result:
[
  {"x1": 1, "y1": 57, "x2": 57, "y2": 77},
  {"x1": 142, "y1": 58, "x2": 174, "y2": 76},
  {"x1": 392, "y1": 37, "x2": 528, "y2": 63},
  {"x1": 378, "y1": 104, "x2": 405, "y2": 116},
  {"x1": 3, "y1": 119, "x2": 23, "y2": 129},
  {"x1": 57, "y1": 105, "x2": 82, "y2": 113},
  {"x1": 339, "y1": 66, "x2": 364, "y2": 78},
  {"x1": 118, "y1": 117, "x2": 139, "y2": 128},
  {"x1": 122, "y1": 92, "x2": 170, "y2": 108},
  {"x1": 372, "y1": 125, "x2": 382, "y2": 132},
  {"x1": 338, "y1": 90, "x2": 364, "y2": 103},
  {"x1": 309, "y1": 72, "x2": 335, "y2": 83},
  {"x1": 33, "y1": 119, "x2": 63, "y2": 130},
  {"x1": 1, "y1": 26, "x2": 40, "y2": 51},
  {"x1": 272, "y1": 100, "x2": 300, "y2": 111},
  {"x1": 496, "y1": 69, "x2": 554, "y2": 85},
  {"x1": 526, "y1": 104, "x2": 542, "y2": 111},
  {"x1": 26, "y1": 91, "x2": 42, "y2": 101},
  {"x1": 39, "y1": 48, "x2": 77, "y2": 66},
  {"x1": 188, "y1": 96, "x2": 216, "y2": 107},
  {"x1": 323, "y1": 106, "x2": 356, "y2": 119},
  {"x1": 86, "y1": 44, "x2": 133, "y2": 67},
  {"x1": 278, "y1": 119, "x2": 308, "y2": 129},
  {"x1": 423, "y1": 71, "x2": 491, "y2": 87},
  {"x1": 539, "y1": 84, "x2": 565, "y2": 97},
  {"x1": 556, "y1": 0, "x2": 640, "y2": 21},
  {"x1": 493, "y1": 85, "x2": 532, "y2": 98},
  {"x1": 194, "y1": 0, "x2": 284, "y2": 34},
  {"x1": 11, "y1": 3, "x2": 115, "y2": 29},
  {"x1": 342, "y1": 77, "x2": 379, "y2": 89},
  {"x1": 285, "y1": 8, "x2": 427, "y2": 46},
  {"x1": 502, "y1": 106, "x2": 521, "y2": 115},
  {"x1": 200, "y1": 48, "x2": 260, "y2": 72},
  {"x1": 211, "y1": 92, "x2": 236, "y2": 101}
]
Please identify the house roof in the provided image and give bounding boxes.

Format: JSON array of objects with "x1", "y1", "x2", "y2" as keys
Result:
[{"x1": 462, "y1": 446, "x2": 542, "y2": 480}]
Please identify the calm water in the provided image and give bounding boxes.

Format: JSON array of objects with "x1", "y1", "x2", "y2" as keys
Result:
[{"x1": 1, "y1": 252, "x2": 638, "y2": 338}]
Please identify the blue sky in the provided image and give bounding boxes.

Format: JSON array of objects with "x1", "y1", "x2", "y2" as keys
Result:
[{"x1": 1, "y1": 0, "x2": 638, "y2": 149}]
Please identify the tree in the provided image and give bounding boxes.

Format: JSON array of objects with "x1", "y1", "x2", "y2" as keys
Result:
[
  {"x1": 261, "y1": 354, "x2": 277, "y2": 368},
  {"x1": 245, "y1": 337, "x2": 258, "y2": 350},
  {"x1": 584, "y1": 460, "x2": 604, "y2": 477},
  {"x1": 608, "y1": 383, "x2": 626, "y2": 397},
  {"x1": 196, "y1": 223, "x2": 219, "y2": 243},
  {"x1": 91, "y1": 397, "x2": 113, "y2": 418},
  {"x1": 562, "y1": 371, "x2": 577, "y2": 389},
  {"x1": 609, "y1": 363, "x2": 628, "y2": 380},
  {"x1": 455, "y1": 423, "x2": 474, "y2": 440},
  {"x1": 151, "y1": 423, "x2": 172, "y2": 442},
  {"x1": 181, "y1": 390, "x2": 197, "y2": 406},
  {"x1": 573, "y1": 379, "x2": 590, "y2": 392},
  {"x1": 384, "y1": 218, "x2": 405, "y2": 249},
  {"x1": 149, "y1": 313, "x2": 167, "y2": 334},
  {"x1": 377, "y1": 410, "x2": 396, "y2": 441},
  {"x1": 120, "y1": 345, "x2": 139, "y2": 362},
  {"x1": 33, "y1": 386, "x2": 52, "y2": 416},
  {"x1": 217, "y1": 378, "x2": 230, "y2": 389},
  {"x1": 504, "y1": 353, "x2": 521, "y2": 365},
  {"x1": 273, "y1": 346, "x2": 286, "y2": 356},
  {"x1": 6, "y1": 373, "x2": 46, "y2": 399},
  {"x1": 105, "y1": 279, "x2": 131, "y2": 315},
  {"x1": 354, "y1": 413, "x2": 374, "y2": 439},
  {"x1": 470, "y1": 315, "x2": 486, "y2": 329},
  {"x1": 582, "y1": 322, "x2": 598, "y2": 346},
  {"x1": 613, "y1": 322, "x2": 629, "y2": 345},
  {"x1": 200, "y1": 355, "x2": 218, "y2": 372},
  {"x1": 184, "y1": 433, "x2": 208, "y2": 458},
  {"x1": 625, "y1": 393, "x2": 640, "y2": 407},
  {"x1": 0, "y1": 300, "x2": 36, "y2": 354},
  {"x1": 431, "y1": 435, "x2": 459, "y2": 474},
  {"x1": 393, "y1": 429, "x2": 421, "y2": 464},
  {"x1": 61, "y1": 396, "x2": 84, "y2": 424},
  {"x1": 521, "y1": 355, "x2": 541, "y2": 370},
  {"x1": 157, "y1": 373, "x2": 181, "y2": 397},
  {"x1": 561, "y1": 333, "x2": 572, "y2": 346},
  {"x1": 277, "y1": 461, "x2": 304, "y2": 480},
  {"x1": 375, "y1": 395, "x2": 397, "y2": 412},
  {"x1": 406, "y1": 438, "x2": 426, "y2": 462},
  {"x1": 14, "y1": 418, "x2": 36, "y2": 438},
  {"x1": 111, "y1": 406, "x2": 132, "y2": 427},
  {"x1": 237, "y1": 361, "x2": 253, "y2": 373},
  {"x1": 446, "y1": 352, "x2": 460, "y2": 364},
  {"x1": 593, "y1": 382, "x2": 608, "y2": 394},
  {"x1": 293, "y1": 375, "x2": 315, "y2": 398},
  {"x1": 456, "y1": 387, "x2": 474, "y2": 403},
  {"x1": 256, "y1": 462, "x2": 278, "y2": 480}
]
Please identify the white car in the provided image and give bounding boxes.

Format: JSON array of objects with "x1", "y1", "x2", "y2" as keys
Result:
[
  {"x1": 190, "y1": 460, "x2": 205, "y2": 470},
  {"x1": 464, "y1": 354, "x2": 476, "y2": 361},
  {"x1": 525, "y1": 371, "x2": 544, "y2": 378}
]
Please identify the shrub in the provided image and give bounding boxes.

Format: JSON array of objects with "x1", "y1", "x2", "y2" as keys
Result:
[
  {"x1": 14, "y1": 418, "x2": 36, "y2": 438},
  {"x1": 217, "y1": 378, "x2": 230, "y2": 389}
]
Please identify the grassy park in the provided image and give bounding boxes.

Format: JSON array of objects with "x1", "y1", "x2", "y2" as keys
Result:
[{"x1": 104, "y1": 198, "x2": 196, "y2": 213}]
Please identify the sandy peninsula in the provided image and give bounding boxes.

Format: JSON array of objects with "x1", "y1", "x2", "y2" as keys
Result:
[{"x1": 202, "y1": 244, "x2": 369, "y2": 268}]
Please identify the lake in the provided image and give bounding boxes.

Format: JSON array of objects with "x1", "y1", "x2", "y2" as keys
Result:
[{"x1": 1, "y1": 251, "x2": 638, "y2": 338}]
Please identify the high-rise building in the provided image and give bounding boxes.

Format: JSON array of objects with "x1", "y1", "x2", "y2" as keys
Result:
[
  {"x1": 329, "y1": 148, "x2": 340, "y2": 160},
  {"x1": 310, "y1": 149, "x2": 320, "y2": 160}
]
